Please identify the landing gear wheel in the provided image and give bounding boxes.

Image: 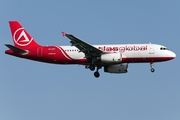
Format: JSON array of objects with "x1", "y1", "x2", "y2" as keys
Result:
[
  {"x1": 150, "y1": 62, "x2": 155, "y2": 73},
  {"x1": 89, "y1": 64, "x2": 95, "y2": 71},
  {"x1": 94, "y1": 71, "x2": 100, "y2": 78},
  {"x1": 151, "y1": 68, "x2": 155, "y2": 72}
]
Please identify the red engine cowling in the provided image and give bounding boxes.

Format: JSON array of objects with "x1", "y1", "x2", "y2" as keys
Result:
[{"x1": 104, "y1": 63, "x2": 128, "y2": 73}]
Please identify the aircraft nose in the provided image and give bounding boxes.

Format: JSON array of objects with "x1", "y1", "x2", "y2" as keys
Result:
[{"x1": 170, "y1": 51, "x2": 176, "y2": 58}]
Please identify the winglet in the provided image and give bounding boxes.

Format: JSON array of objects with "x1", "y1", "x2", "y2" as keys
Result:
[{"x1": 62, "y1": 32, "x2": 67, "y2": 36}]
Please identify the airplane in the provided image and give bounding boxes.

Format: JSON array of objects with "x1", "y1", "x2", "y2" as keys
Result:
[{"x1": 5, "y1": 21, "x2": 176, "y2": 78}]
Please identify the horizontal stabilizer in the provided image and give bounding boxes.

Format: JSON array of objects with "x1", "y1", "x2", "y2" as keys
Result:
[{"x1": 5, "y1": 44, "x2": 28, "y2": 54}]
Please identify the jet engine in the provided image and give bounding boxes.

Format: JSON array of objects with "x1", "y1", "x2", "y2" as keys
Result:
[
  {"x1": 104, "y1": 63, "x2": 128, "y2": 73},
  {"x1": 100, "y1": 53, "x2": 122, "y2": 63}
]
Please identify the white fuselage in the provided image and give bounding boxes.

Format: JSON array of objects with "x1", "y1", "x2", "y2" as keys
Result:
[{"x1": 59, "y1": 44, "x2": 176, "y2": 63}]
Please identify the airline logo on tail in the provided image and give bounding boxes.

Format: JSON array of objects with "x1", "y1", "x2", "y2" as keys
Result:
[{"x1": 13, "y1": 28, "x2": 33, "y2": 46}]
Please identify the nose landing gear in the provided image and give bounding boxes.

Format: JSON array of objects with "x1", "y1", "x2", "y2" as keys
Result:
[
  {"x1": 151, "y1": 68, "x2": 155, "y2": 72},
  {"x1": 150, "y1": 62, "x2": 155, "y2": 72}
]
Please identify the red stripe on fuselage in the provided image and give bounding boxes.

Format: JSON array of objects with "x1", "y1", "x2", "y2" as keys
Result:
[
  {"x1": 122, "y1": 57, "x2": 175, "y2": 63},
  {"x1": 79, "y1": 57, "x2": 175, "y2": 66},
  {"x1": 41, "y1": 46, "x2": 74, "y2": 64},
  {"x1": 56, "y1": 46, "x2": 74, "y2": 60}
]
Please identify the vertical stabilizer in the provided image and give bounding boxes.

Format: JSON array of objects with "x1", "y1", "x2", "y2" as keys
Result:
[{"x1": 9, "y1": 21, "x2": 41, "y2": 49}]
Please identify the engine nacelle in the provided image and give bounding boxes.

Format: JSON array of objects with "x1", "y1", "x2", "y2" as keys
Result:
[
  {"x1": 104, "y1": 63, "x2": 128, "y2": 73},
  {"x1": 100, "y1": 53, "x2": 122, "y2": 63}
]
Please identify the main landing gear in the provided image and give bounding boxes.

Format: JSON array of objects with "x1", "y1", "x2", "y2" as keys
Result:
[
  {"x1": 150, "y1": 62, "x2": 155, "y2": 72},
  {"x1": 88, "y1": 64, "x2": 101, "y2": 78},
  {"x1": 88, "y1": 57, "x2": 102, "y2": 78},
  {"x1": 89, "y1": 64, "x2": 95, "y2": 71},
  {"x1": 94, "y1": 71, "x2": 100, "y2": 78}
]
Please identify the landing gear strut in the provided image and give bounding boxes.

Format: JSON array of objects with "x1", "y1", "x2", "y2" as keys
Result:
[
  {"x1": 89, "y1": 57, "x2": 97, "y2": 71},
  {"x1": 150, "y1": 62, "x2": 155, "y2": 72}
]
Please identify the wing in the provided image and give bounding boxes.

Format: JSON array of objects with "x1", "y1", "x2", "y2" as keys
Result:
[{"x1": 62, "y1": 32, "x2": 103, "y2": 57}]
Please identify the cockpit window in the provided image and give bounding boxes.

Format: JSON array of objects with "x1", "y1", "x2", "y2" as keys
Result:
[{"x1": 160, "y1": 47, "x2": 168, "y2": 50}]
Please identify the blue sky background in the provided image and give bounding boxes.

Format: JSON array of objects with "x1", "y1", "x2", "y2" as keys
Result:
[{"x1": 0, "y1": 0, "x2": 179, "y2": 120}]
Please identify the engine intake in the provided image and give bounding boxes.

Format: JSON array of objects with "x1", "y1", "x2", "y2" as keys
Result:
[{"x1": 104, "y1": 63, "x2": 128, "y2": 73}]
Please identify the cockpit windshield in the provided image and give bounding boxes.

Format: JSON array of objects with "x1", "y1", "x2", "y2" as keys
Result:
[{"x1": 160, "y1": 47, "x2": 168, "y2": 50}]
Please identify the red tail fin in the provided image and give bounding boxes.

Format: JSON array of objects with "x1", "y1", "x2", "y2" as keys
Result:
[{"x1": 9, "y1": 21, "x2": 41, "y2": 49}]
